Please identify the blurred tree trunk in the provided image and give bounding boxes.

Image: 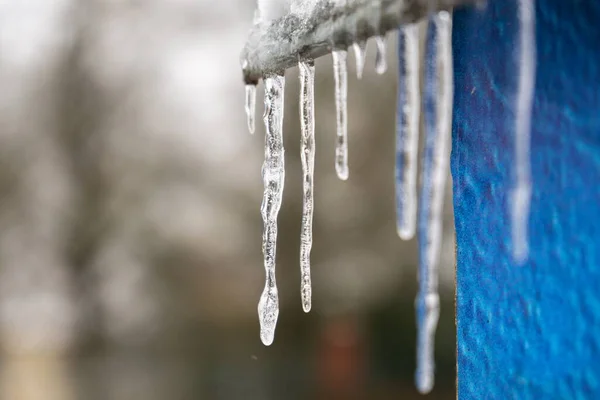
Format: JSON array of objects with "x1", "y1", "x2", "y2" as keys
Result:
[{"x1": 0, "y1": 1, "x2": 80, "y2": 399}]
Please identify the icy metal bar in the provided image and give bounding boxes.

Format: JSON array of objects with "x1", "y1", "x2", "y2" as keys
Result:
[{"x1": 240, "y1": 0, "x2": 477, "y2": 84}]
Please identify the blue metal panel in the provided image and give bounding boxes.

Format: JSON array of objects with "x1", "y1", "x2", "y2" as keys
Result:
[{"x1": 453, "y1": 0, "x2": 600, "y2": 398}]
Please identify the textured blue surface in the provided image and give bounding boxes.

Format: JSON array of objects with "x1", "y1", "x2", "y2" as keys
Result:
[{"x1": 453, "y1": 0, "x2": 600, "y2": 398}]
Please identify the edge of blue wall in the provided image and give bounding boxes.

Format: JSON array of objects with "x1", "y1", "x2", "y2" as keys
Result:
[{"x1": 453, "y1": 1, "x2": 600, "y2": 398}]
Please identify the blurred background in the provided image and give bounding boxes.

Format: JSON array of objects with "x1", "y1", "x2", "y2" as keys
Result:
[{"x1": 0, "y1": 1, "x2": 456, "y2": 399}]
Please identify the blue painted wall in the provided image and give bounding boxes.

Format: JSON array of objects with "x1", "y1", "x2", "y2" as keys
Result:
[{"x1": 453, "y1": 0, "x2": 600, "y2": 397}]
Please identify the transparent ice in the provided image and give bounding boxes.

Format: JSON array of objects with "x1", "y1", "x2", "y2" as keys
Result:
[
  {"x1": 298, "y1": 60, "x2": 316, "y2": 313},
  {"x1": 333, "y1": 50, "x2": 349, "y2": 180},
  {"x1": 258, "y1": 74, "x2": 286, "y2": 346}
]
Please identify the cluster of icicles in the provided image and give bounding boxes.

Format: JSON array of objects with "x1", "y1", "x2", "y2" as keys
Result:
[{"x1": 243, "y1": 1, "x2": 534, "y2": 394}]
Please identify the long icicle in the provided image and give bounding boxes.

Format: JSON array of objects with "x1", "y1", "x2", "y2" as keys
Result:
[
  {"x1": 258, "y1": 74, "x2": 285, "y2": 346},
  {"x1": 245, "y1": 84, "x2": 257, "y2": 134},
  {"x1": 299, "y1": 60, "x2": 315, "y2": 313},
  {"x1": 511, "y1": 0, "x2": 535, "y2": 264},
  {"x1": 333, "y1": 50, "x2": 349, "y2": 180},
  {"x1": 395, "y1": 23, "x2": 421, "y2": 240},
  {"x1": 416, "y1": 12, "x2": 453, "y2": 394}
]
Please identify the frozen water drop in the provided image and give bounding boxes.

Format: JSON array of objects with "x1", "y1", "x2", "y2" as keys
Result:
[
  {"x1": 375, "y1": 35, "x2": 387, "y2": 74},
  {"x1": 258, "y1": 74, "x2": 286, "y2": 346},
  {"x1": 298, "y1": 60, "x2": 315, "y2": 313},
  {"x1": 245, "y1": 84, "x2": 257, "y2": 134},
  {"x1": 332, "y1": 50, "x2": 349, "y2": 180},
  {"x1": 258, "y1": 282, "x2": 279, "y2": 346}
]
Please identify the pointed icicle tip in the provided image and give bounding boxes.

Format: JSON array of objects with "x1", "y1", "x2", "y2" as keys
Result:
[
  {"x1": 397, "y1": 227, "x2": 415, "y2": 241},
  {"x1": 511, "y1": 184, "x2": 531, "y2": 264},
  {"x1": 416, "y1": 372, "x2": 435, "y2": 394},
  {"x1": 258, "y1": 288, "x2": 279, "y2": 346},
  {"x1": 352, "y1": 41, "x2": 367, "y2": 79}
]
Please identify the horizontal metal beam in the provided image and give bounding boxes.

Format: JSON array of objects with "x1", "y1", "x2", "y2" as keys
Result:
[{"x1": 240, "y1": 0, "x2": 478, "y2": 84}]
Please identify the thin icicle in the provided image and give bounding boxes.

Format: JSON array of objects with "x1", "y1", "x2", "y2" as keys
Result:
[
  {"x1": 416, "y1": 12, "x2": 453, "y2": 394},
  {"x1": 332, "y1": 50, "x2": 349, "y2": 180},
  {"x1": 245, "y1": 84, "x2": 257, "y2": 134},
  {"x1": 258, "y1": 74, "x2": 286, "y2": 346},
  {"x1": 298, "y1": 60, "x2": 315, "y2": 313},
  {"x1": 375, "y1": 35, "x2": 387, "y2": 74},
  {"x1": 511, "y1": 0, "x2": 535, "y2": 264},
  {"x1": 352, "y1": 41, "x2": 367, "y2": 79},
  {"x1": 395, "y1": 23, "x2": 421, "y2": 240}
]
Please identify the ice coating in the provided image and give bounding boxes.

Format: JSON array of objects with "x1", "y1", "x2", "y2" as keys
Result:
[
  {"x1": 245, "y1": 84, "x2": 257, "y2": 134},
  {"x1": 258, "y1": 74, "x2": 286, "y2": 346},
  {"x1": 511, "y1": 0, "x2": 536, "y2": 264},
  {"x1": 333, "y1": 0, "x2": 347, "y2": 8},
  {"x1": 395, "y1": 23, "x2": 421, "y2": 240},
  {"x1": 352, "y1": 41, "x2": 367, "y2": 79},
  {"x1": 298, "y1": 60, "x2": 315, "y2": 313},
  {"x1": 416, "y1": 12, "x2": 453, "y2": 394},
  {"x1": 290, "y1": 0, "x2": 319, "y2": 15},
  {"x1": 374, "y1": 35, "x2": 387, "y2": 74},
  {"x1": 332, "y1": 50, "x2": 349, "y2": 180}
]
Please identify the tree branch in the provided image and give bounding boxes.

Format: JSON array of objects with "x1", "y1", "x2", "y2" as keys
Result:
[{"x1": 240, "y1": 0, "x2": 478, "y2": 84}]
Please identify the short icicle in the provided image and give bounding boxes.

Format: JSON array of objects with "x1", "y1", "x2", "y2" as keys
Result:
[
  {"x1": 258, "y1": 74, "x2": 286, "y2": 346},
  {"x1": 416, "y1": 12, "x2": 453, "y2": 394},
  {"x1": 352, "y1": 41, "x2": 367, "y2": 79},
  {"x1": 298, "y1": 60, "x2": 315, "y2": 313},
  {"x1": 511, "y1": 0, "x2": 536, "y2": 264},
  {"x1": 395, "y1": 23, "x2": 421, "y2": 240},
  {"x1": 245, "y1": 84, "x2": 257, "y2": 134},
  {"x1": 332, "y1": 50, "x2": 349, "y2": 180},
  {"x1": 375, "y1": 35, "x2": 387, "y2": 74}
]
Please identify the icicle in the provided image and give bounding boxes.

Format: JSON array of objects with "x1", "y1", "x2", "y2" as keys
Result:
[
  {"x1": 332, "y1": 50, "x2": 349, "y2": 180},
  {"x1": 395, "y1": 23, "x2": 421, "y2": 240},
  {"x1": 416, "y1": 12, "x2": 453, "y2": 394},
  {"x1": 298, "y1": 60, "x2": 315, "y2": 313},
  {"x1": 352, "y1": 41, "x2": 367, "y2": 79},
  {"x1": 374, "y1": 35, "x2": 387, "y2": 74},
  {"x1": 245, "y1": 84, "x2": 257, "y2": 134},
  {"x1": 511, "y1": 0, "x2": 535, "y2": 264},
  {"x1": 253, "y1": 8, "x2": 261, "y2": 25},
  {"x1": 258, "y1": 74, "x2": 286, "y2": 346}
]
